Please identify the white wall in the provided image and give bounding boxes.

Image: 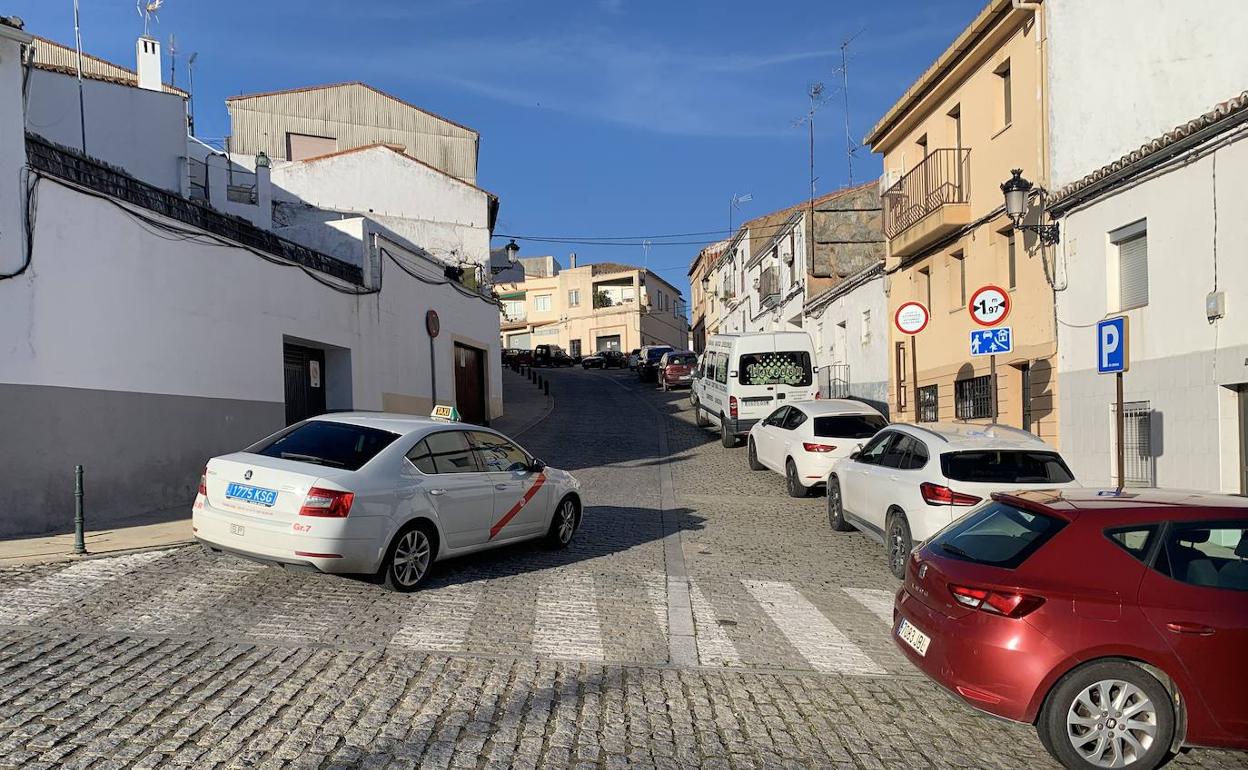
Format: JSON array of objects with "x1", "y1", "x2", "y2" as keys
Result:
[
  {"x1": 3, "y1": 179, "x2": 503, "y2": 416},
  {"x1": 806, "y1": 272, "x2": 890, "y2": 415},
  {"x1": 1055, "y1": 136, "x2": 1248, "y2": 491},
  {"x1": 1047, "y1": 0, "x2": 1248, "y2": 186},
  {"x1": 271, "y1": 146, "x2": 492, "y2": 267},
  {"x1": 25, "y1": 69, "x2": 187, "y2": 192},
  {"x1": 0, "y1": 29, "x2": 28, "y2": 275}
]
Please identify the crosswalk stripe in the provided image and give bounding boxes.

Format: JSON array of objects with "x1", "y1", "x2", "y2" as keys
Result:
[
  {"x1": 689, "y1": 581, "x2": 742, "y2": 668},
  {"x1": 389, "y1": 583, "x2": 481, "y2": 651},
  {"x1": 0, "y1": 550, "x2": 174, "y2": 626},
  {"x1": 842, "y1": 587, "x2": 897, "y2": 627},
  {"x1": 105, "y1": 559, "x2": 265, "y2": 634},
  {"x1": 643, "y1": 573, "x2": 668, "y2": 637},
  {"x1": 531, "y1": 570, "x2": 603, "y2": 661},
  {"x1": 742, "y1": 580, "x2": 886, "y2": 675}
]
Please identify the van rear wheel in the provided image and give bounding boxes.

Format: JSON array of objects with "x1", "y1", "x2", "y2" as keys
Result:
[
  {"x1": 720, "y1": 416, "x2": 736, "y2": 448},
  {"x1": 695, "y1": 400, "x2": 709, "y2": 427}
]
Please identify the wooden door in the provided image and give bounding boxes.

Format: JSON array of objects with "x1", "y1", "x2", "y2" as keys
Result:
[{"x1": 454, "y1": 343, "x2": 487, "y2": 426}]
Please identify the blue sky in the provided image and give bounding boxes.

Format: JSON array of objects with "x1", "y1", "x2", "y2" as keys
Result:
[{"x1": 14, "y1": 0, "x2": 982, "y2": 293}]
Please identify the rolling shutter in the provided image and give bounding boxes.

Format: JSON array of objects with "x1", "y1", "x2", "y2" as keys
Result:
[{"x1": 1117, "y1": 232, "x2": 1149, "y2": 310}]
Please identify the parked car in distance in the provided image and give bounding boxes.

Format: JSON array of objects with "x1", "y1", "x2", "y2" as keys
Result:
[
  {"x1": 636, "y1": 345, "x2": 675, "y2": 382},
  {"x1": 747, "y1": 400, "x2": 887, "y2": 498},
  {"x1": 826, "y1": 422, "x2": 1078, "y2": 578},
  {"x1": 582, "y1": 350, "x2": 627, "y2": 369},
  {"x1": 194, "y1": 412, "x2": 583, "y2": 592},
  {"x1": 533, "y1": 344, "x2": 574, "y2": 367},
  {"x1": 895, "y1": 489, "x2": 1248, "y2": 770},
  {"x1": 502, "y1": 348, "x2": 533, "y2": 367},
  {"x1": 627, "y1": 349, "x2": 641, "y2": 370},
  {"x1": 693, "y1": 332, "x2": 818, "y2": 448},
  {"x1": 657, "y1": 351, "x2": 697, "y2": 390}
]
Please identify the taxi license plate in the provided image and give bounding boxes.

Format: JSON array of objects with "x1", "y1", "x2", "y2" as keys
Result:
[
  {"x1": 897, "y1": 618, "x2": 931, "y2": 657},
  {"x1": 229, "y1": 523, "x2": 245, "y2": 537},
  {"x1": 225, "y1": 482, "x2": 278, "y2": 507}
]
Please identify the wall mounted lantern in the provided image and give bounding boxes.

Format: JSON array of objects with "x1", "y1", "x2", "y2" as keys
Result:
[{"x1": 1001, "y1": 168, "x2": 1060, "y2": 245}]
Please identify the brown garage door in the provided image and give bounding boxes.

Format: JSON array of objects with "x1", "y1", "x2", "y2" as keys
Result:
[{"x1": 455, "y1": 343, "x2": 486, "y2": 426}]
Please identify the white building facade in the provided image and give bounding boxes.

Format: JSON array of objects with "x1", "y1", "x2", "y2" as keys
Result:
[
  {"x1": 804, "y1": 264, "x2": 890, "y2": 417},
  {"x1": 0, "y1": 24, "x2": 503, "y2": 536}
]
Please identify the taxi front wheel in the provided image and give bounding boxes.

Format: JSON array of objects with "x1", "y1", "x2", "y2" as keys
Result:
[{"x1": 545, "y1": 496, "x2": 579, "y2": 549}]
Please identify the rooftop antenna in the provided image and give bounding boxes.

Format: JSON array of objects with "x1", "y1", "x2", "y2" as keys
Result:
[
  {"x1": 793, "y1": 82, "x2": 829, "y2": 279},
  {"x1": 168, "y1": 32, "x2": 176, "y2": 88},
  {"x1": 137, "y1": 0, "x2": 163, "y2": 37},
  {"x1": 72, "y1": 0, "x2": 87, "y2": 153},
  {"x1": 833, "y1": 27, "x2": 866, "y2": 185},
  {"x1": 729, "y1": 193, "x2": 752, "y2": 233},
  {"x1": 186, "y1": 51, "x2": 198, "y2": 133}
]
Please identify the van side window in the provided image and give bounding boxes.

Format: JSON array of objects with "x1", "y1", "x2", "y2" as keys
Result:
[{"x1": 715, "y1": 353, "x2": 728, "y2": 384}]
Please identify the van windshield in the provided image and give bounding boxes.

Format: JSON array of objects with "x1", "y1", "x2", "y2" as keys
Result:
[{"x1": 738, "y1": 351, "x2": 812, "y2": 387}]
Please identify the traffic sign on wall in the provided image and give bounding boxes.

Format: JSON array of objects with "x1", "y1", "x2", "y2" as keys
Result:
[{"x1": 968, "y1": 285, "x2": 1011, "y2": 327}]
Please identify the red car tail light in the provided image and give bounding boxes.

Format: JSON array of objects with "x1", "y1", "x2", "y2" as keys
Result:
[
  {"x1": 198, "y1": 467, "x2": 208, "y2": 496},
  {"x1": 299, "y1": 487, "x2": 355, "y2": 518},
  {"x1": 920, "y1": 482, "x2": 982, "y2": 507},
  {"x1": 729, "y1": 396, "x2": 739, "y2": 418},
  {"x1": 802, "y1": 442, "x2": 838, "y2": 453},
  {"x1": 950, "y1": 584, "x2": 1045, "y2": 618}
]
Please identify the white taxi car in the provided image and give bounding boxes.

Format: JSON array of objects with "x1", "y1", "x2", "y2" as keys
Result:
[
  {"x1": 193, "y1": 412, "x2": 582, "y2": 591},
  {"x1": 746, "y1": 400, "x2": 887, "y2": 497}
]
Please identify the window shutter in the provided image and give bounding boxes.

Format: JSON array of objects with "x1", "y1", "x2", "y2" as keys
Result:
[{"x1": 1118, "y1": 234, "x2": 1149, "y2": 310}]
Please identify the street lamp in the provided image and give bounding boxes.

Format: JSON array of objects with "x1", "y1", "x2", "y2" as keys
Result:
[
  {"x1": 1000, "y1": 168, "x2": 1060, "y2": 245},
  {"x1": 504, "y1": 239, "x2": 520, "y2": 264}
]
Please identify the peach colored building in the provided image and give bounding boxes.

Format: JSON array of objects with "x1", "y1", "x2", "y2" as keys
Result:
[{"x1": 865, "y1": 0, "x2": 1058, "y2": 444}]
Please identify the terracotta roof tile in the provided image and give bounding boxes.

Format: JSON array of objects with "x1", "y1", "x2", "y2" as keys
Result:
[
  {"x1": 291, "y1": 142, "x2": 497, "y2": 199},
  {"x1": 30, "y1": 36, "x2": 187, "y2": 97}
]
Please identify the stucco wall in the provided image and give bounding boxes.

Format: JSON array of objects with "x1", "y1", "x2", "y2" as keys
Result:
[
  {"x1": 25, "y1": 69, "x2": 187, "y2": 192},
  {"x1": 271, "y1": 147, "x2": 491, "y2": 266},
  {"x1": 1055, "y1": 137, "x2": 1248, "y2": 491},
  {"x1": 0, "y1": 179, "x2": 502, "y2": 535},
  {"x1": 1046, "y1": 0, "x2": 1248, "y2": 187},
  {"x1": 0, "y1": 32, "x2": 26, "y2": 275},
  {"x1": 807, "y1": 273, "x2": 890, "y2": 418}
]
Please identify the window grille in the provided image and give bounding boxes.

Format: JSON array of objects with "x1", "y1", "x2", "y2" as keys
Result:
[
  {"x1": 1122, "y1": 400, "x2": 1155, "y2": 486},
  {"x1": 955, "y1": 375, "x2": 992, "y2": 420},
  {"x1": 918, "y1": 385, "x2": 939, "y2": 422}
]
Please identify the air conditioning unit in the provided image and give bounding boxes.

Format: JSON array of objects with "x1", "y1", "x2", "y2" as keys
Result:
[
  {"x1": 879, "y1": 168, "x2": 902, "y2": 195},
  {"x1": 782, "y1": 250, "x2": 795, "y2": 265},
  {"x1": 752, "y1": 277, "x2": 760, "y2": 290}
]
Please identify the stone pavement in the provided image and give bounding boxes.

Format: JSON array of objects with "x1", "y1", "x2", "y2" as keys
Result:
[{"x1": 0, "y1": 367, "x2": 1242, "y2": 769}]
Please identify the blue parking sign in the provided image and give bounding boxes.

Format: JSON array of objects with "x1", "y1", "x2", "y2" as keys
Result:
[
  {"x1": 1097, "y1": 317, "x2": 1129, "y2": 373},
  {"x1": 970, "y1": 327, "x2": 1012, "y2": 357}
]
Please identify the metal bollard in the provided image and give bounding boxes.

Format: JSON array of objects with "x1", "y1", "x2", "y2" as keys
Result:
[
  {"x1": 73, "y1": 465, "x2": 87, "y2": 555},
  {"x1": 543, "y1": 380, "x2": 550, "y2": 396},
  {"x1": 537, "y1": 374, "x2": 544, "y2": 388}
]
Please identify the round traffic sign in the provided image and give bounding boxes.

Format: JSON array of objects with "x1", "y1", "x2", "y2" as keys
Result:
[
  {"x1": 894, "y1": 301, "x2": 930, "y2": 335},
  {"x1": 968, "y1": 285, "x2": 1011, "y2": 327}
]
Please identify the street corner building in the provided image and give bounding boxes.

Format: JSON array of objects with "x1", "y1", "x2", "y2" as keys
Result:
[
  {"x1": 0, "y1": 23, "x2": 505, "y2": 537},
  {"x1": 495, "y1": 255, "x2": 690, "y2": 356}
]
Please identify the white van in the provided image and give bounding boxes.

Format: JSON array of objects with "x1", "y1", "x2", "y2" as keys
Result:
[{"x1": 692, "y1": 332, "x2": 818, "y2": 448}]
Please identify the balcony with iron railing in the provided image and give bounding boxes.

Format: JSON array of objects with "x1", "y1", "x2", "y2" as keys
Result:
[
  {"x1": 881, "y1": 148, "x2": 971, "y2": 259},
  {"x1": 757, "y1": 265, "x2": 780, "y2": 307}
]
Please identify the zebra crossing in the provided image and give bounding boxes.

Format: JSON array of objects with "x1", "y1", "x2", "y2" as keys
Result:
[{"x1": 0, "y1": 548, "x2": 907, "y2": 676}]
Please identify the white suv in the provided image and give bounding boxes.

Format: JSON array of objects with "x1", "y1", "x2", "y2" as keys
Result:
[{"x1": 825, "y1": 423, "x2": 1078, "y2": 578}]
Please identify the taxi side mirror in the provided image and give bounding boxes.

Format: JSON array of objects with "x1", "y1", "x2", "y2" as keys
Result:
[{"x1": 529, "y1": 458, "x2": 546, "y2": 473}]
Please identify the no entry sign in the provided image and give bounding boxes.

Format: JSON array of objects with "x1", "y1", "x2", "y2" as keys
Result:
[
  {"x1": 894, "y1": 301, "x2": 930, "y2": 335},
  {"x1": 969, "y1": 285, "x2": 1011, "y2": 327}
]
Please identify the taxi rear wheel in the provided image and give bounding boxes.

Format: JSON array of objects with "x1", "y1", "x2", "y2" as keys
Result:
[
  {"x1": 545, "y1": 496, "x2": 580, "y2": 549},
  {"x1": 382, "y1": 523, "x2": 436, "y2": 592},
  {"x1": 747, "y1": 439, "x2": 765, "y2": 471}
]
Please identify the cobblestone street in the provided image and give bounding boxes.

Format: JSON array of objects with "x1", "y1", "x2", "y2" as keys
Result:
[{"x1": 1, "y1": 368, "x2": 1244, "y2": 769}]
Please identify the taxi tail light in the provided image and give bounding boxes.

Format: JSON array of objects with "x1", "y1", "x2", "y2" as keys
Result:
[
  {"x1": 814, "y1": 392, "x2": 824, "y2": 399},
  {"x1": 729, "y1": 396, "x2": 739, "y2": 418},
  {"x1": 802, "y1": 442, "x2": 838, "y2": 453},
  {"x1": 299, "y1": 487, "x2": 355, "y2": 518},
  {"x1": 198, "y1": 467, "x2": 207, "y2": 496},
  {"x1": 949, "y1": 584, "x2": 1045, "y2": 618},
  {"x1": 920, "y1": 482, "x2": 982, "y2": 507}
]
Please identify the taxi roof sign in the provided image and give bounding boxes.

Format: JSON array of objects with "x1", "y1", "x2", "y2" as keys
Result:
[{"x1": 430, "y1": 404, "x2": 461, "y2": 422}]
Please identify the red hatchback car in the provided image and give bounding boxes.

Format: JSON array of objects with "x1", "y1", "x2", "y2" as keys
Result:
[
  {"x1": 657, "y1": 351, "x2": 697, "y2": 391},
  {"x1": 893, "y1": 489, "x2": 1248, "y2": 770}
]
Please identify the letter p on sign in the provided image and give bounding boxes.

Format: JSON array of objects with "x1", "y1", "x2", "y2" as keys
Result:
[{"x1": 1096, "y1": 316, "x2": 1129, "y2": 374}]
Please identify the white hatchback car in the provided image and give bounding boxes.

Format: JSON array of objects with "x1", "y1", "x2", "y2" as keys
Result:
[
  {"x1": 746, "y1": 400, "x2": 887, "y2": 498},
  {"x1": 193, "y1": 413, "x2": 582, "y2": 591},
  {"x1": 825, "y1": 422, "x2": 1078, "y2": 578}
]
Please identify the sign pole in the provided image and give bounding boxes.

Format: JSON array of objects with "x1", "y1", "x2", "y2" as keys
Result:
[
  {"x1": 910, "y1": 335, "x2": 919, "y2": 421},
  {"x1": 990, "y1": 354, "x2": 998, "y2": 423},
  {"x1": 1116, "y1": 371, "x2": 1125, "y2": 489}
]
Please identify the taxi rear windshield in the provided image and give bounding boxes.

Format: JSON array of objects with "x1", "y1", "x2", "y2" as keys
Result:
[
  {"x1": 248, "y1": 421, "x2": 399, "y2": 471},
  {"x1": 738, "y1": 351, "x2": 813, "y2": 387},
  {"x1": 941, "y1": 450, "x2": 1075, "y2": 484},
  {"x1": 929, "y1": 501, "x2": 1066, "y2": 569}
]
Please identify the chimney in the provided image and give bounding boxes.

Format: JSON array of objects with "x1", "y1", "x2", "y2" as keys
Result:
[
  {"x1": 569, "y1": 252, "x2": 577, "y2": 269},
  {"x1": 136, "y1": 36, "x2": 162, "y2": 91}
]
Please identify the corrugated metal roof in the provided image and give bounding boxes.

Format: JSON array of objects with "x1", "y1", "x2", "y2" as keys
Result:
[
  {"x1": 1050, "y1": 90, "x2": 1248, "y2": 209},
  {"x1": 226, "y1": 81, "x2": 478, "y2": 136},
  {"x1": 29, "y1": 36, "x2": 187, "y2": 98}
]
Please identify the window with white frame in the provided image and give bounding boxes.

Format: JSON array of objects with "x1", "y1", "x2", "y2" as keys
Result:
[
  {"x1": 568, "y1": 289, "x2": 580, "y2": 307},
  {"x1": 1112, "y1": 221, "x2": 1149, "y2": 311},
  {"x1": 861, "y1": 309, "x2": 872, "y2": 345},
  {"x1": 534, "y1": 294, "x2": 552, "y2": 312},
  {"x1": 502, "y1": 299, "x2": 525, "y2": 320}
]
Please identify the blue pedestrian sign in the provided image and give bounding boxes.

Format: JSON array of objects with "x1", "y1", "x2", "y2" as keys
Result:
[
  {"x1": 1097, "y1": 316, "x2": 1130, "y2": 373},
  {"x1": 970, "y1": 326, "x2": 1012, "y2": 357}
]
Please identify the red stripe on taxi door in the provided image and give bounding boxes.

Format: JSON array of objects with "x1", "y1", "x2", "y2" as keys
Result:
[{"x1": 489, "y1": 473, "x2": 547, "y2": 540}]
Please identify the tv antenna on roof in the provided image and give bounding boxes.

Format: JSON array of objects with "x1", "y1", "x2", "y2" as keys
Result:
[{"x1": 138, "y1": 0, "x2": 163, "y2": 37}]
